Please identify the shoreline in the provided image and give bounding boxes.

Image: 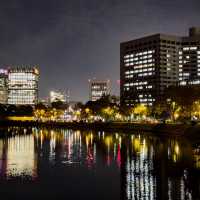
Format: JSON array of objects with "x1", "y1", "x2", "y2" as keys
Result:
[{"x1": 0, "y1": 120, "x2": 195, "y2": 138}]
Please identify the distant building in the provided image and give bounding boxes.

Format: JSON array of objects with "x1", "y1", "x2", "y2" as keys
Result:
[
  {"x1": 0, "y1": 69, "x2": 8, "y2": 104},
  {"x1": 89, "y1": 79, "x2": 110, "y2": 101},
  {"x1": 38, "y1": 98, "x2": 49, "y2": 107},
  {"x1": 50, "y1": 90, "x2": 67, "y2": 103},
  {"x1": 120, "y1": 27, "x2": 200, "y2": 106},
  {"x1": 8, "y1": 66, "x2": 39, "y2": 105},
  {"x1": 68, "y1": 101, "x2": 81, "y2": 109}
]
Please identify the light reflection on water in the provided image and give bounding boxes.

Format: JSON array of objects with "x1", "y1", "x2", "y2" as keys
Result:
[{"x1": 0, "y1": 127, "x2": 199, "y2": 199}]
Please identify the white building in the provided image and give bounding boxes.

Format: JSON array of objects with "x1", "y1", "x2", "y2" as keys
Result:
[
  {"x1": 50, "y1": 90, "x2": 67, "y2": 103},
  {"x1": 8, "y1": 66, "x2": 39, "y2": 105}
]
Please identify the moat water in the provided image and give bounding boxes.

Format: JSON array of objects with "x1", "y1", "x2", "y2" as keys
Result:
[{"x1": 0, "y1": 127, "x2": 199, "y2": 199}]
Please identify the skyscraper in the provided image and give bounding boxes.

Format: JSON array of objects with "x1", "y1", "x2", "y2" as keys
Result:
[
  {"x1": 0, "y1": 69, "x2": 8, "y2": 104},
  {"x1": 89, "y1": 79, "x2": 110, "y2": 101},
  {"x1": 120, "y1": 27, "x2": 200, "y2": 106},
  {"x1": 8, "y1": 66, "x2": 39, "y2": 105}
]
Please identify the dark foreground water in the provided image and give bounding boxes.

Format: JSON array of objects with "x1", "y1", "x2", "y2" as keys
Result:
[{"x1": 0, "y1": 127, "x2": 200, "y2": 199}]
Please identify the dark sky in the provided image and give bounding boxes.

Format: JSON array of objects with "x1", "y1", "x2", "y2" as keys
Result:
[{"x1": 0, "y1": 0, "x2": 200, "y2": 102}]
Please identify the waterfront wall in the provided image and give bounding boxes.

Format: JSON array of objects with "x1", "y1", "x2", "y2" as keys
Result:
[{"x1": 0, "y1": 120, "x2": 192, "y2": 137}]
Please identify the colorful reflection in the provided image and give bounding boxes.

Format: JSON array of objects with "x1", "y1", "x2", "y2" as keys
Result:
[{"x1": 0, "y1": 128, "x2": 199, "y2": 199}]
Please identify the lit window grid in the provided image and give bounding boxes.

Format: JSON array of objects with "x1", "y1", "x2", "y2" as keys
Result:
[
  {"x1": 125, "y1": 67, "x2": 155, "y2": 74},
  {"x1": 124, "y1": 63, "x2": 155, "y2": 78},
  {"x1": 124, "y1": 59, "x2": 154, "y2": 67},
  {"x1": 183, "y1": 46, "x2": 198, "y2": 51},
  {"x1": 8, "y1": 90, "x2": 37, "y2": 105},
  {"x1": 124, "y1": 50, "x2": 155, "y2": 67},
  {"x1": 90, "y1": 81, "x2": 110, "y2": 101},
  {"x1": 124, "y1": 50, "x2": 155, "y2": 59},
  {"x1": 124, "y1": 83, "x2": 153, "y2": 91},
  {"x1": 8, "y1": 70, "x2": 38, "y2": 105},
  {"x1": 178, "y1": 47, "x2": 200, "y2": 80}
]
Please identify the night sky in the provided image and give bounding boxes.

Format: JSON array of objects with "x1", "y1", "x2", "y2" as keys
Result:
[{"x1": 0, "y1": 0, "x2": 200, "y2": 102}]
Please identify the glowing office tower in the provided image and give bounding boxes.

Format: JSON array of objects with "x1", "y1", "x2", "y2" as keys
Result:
[
  {"x1": 8, "y1": 66, "x2": 39, "y2": 105},
  {"x1": 120, "y1": 27, "x2": 200, "y2": 106}
]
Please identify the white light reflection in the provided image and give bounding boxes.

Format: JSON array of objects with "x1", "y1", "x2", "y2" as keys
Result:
[
  {"x1": 6, "y1": 135, "x2": 37, "y2": 178},
  {"x1": 126, "y1": 136, "x2": 156, "y2": 200}
]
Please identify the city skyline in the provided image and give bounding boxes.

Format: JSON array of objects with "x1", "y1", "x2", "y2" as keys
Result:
[
  {"x1": 1, "y1": 1, "x2": 200, "y2": 200},
  {"x1": 0, "y1": 0, "x2": 199, "y2": 102}
]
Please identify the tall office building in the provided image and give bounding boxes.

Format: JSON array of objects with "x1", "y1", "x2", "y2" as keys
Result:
[
  {"x1": 8, "y1": 66, "x2": 39, "y2": 105},
  {"x1": 0, "y1": 69, "x2": 8, "y2": 104},
  {"x1": 179, "y1": 27, "x2": 200, "y2": 85},
  {"x1": 89, "y1": 79, "x2": 110, "y2": 101},
  {"x1": 120, "y1": 27, "x2": 200, "y2": 106}
]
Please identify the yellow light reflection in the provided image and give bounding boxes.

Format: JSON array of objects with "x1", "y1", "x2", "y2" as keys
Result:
[{"x1": 105, "y1": 136, "x2": 113, "y2": 152}]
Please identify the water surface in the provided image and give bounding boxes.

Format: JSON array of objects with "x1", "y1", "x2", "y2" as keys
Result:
[{"x1": 0, "y1": 127, "x2": 199, "y2": 199}]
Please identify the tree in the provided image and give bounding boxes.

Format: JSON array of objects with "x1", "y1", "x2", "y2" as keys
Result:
[
  {"x1": 0, "y1": 104, "x2": 6, "y2": 118},
  {"x1": 74, "y1": 102, "x2": 84, "y2": 110},
  {"x1": 151, "y1": 101, "x2": 166, "y2": 118},
  {"x1": 165, "y1": 85, "x2": 200, "y2": 118},
  {"x1": 119, "y1": 104, "x2": 131, "y2": 119},
  {"x1": 168, "y1": 101, "x2": 181, "y2": 121},
  {"x1": 35, "y1": 102, "x2": 47, "y2": 110},
  {"x1": 51, "y1": 100, "x2": 68, "y2": 110},
  {"x1": 18, "y1": 105, "x2": 33, "y2": 116},
  {"x1": 6, "y1": 105, "x2": 18, "y2": 116},
  {"x1": 100, "y1": 106, "x2": 119, "y2": 121},
  {"x1": 133, "y1": 104, "x2": 149, "y2": 118},
  {"x1": 191, "y1": 100, "x2": 200, "y2": 119},
  {"x1": 84, "y1": 95, "x2": 117, "y2": 116}
]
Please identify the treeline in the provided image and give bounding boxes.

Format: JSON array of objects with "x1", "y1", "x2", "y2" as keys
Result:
[
  {"x1": 157, "y1": 85, "x2": 200, "y2": 121},
  {"x1": 0, "y1": 105, "x2": 33, "y2": 117},
  {"x1": 1, "y1": 85, "x2": 200, "y2": 123}
]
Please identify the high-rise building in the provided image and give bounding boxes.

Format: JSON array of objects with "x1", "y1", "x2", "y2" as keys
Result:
[
  {"x1": 50, "y1": 90, "x2": 67, "y2": 103},
  {"x1": 8, "y1": 66, "x2": 39, "y2": 105},
  {"x1": 120, "y1": 27, "x2": 200, "y2": 106},
  {"x1": 0, "y1": 69, "x2": 8, "y2": 104},
  {"x1": 179, "y1": 27, "x2": 200, "y2": 86},
  {"x1": 89, "y1": 79, "x2": 110, "y2": 101}
]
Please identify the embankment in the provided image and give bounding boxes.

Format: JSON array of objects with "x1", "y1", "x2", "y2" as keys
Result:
[{"x1": 0, "y1": 120, "x2": 195, "y2": 138}]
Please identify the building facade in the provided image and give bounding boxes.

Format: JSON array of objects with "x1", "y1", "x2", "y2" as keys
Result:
[
  {"x1": 0, "y1": 69, "x2": 8, "y2": 104},
  {"x1": 8, "y1": 66, "x2": 39, "y2": 105},
  {"x1": 89, "y1": 79, "x2": 110, "y2": 101},
  {"x1": 120, "y1": 27, "x2": 200, "y2": 106},
  {"x1": 179, "y1": 27, "x2": 200, "y2": 86}
]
